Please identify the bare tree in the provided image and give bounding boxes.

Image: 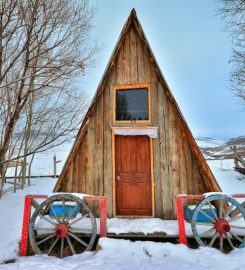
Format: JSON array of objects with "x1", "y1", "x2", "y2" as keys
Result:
[
  {"x1": 0, "y1": 0, "x2": 96, "y2": 196},
  {"x1": 218, "y1": 0, "x2": 245, "y2": 98}
]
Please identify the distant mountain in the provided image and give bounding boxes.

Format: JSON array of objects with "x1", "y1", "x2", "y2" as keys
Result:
[{"x1": 195, "y1": 136, "x2": 245, "y2": 160}]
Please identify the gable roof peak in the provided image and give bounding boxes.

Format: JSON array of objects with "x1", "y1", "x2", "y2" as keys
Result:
[{"x1": 130, "y1": 8, "x2": 137, "y2": 18}]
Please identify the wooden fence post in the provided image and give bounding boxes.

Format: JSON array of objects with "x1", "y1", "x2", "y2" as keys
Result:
[{"x1": 53, "y1": 155, "x2": 61, "y2": 178}]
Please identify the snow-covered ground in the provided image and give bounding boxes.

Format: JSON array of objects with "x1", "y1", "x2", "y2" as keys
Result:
[
  {"x1": 1, "y1": 238, "x2": 245, "y2": 270},
  {"x1": 0, "y1": 178, "x2": 57, "y2": 262},
  {"x1": 208, "y1": 159, "x2": 245, "y2": 194},
  {"x1": 1, "y1": 171, "x2": 245, "y2": 269},
  {"x1": 1, "y1": 138, "x2": 245, "y2": 269}
]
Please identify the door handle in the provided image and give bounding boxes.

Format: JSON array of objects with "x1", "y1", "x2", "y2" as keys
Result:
[{"x1": 116, "y1": 175, "x2": 120, "y2": 181}]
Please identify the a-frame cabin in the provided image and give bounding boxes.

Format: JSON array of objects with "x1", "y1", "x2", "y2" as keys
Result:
[{"x1": 54, "y1": 9, "x2": 221, "y2": 219}]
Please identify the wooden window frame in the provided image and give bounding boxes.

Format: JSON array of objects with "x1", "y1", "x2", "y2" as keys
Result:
[{"x1": 113, "y1": 83, "x2": 152, "y2": 125}]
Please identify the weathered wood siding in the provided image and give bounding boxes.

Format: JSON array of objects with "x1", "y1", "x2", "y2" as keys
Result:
[{"x1": 57, "y1": 21, "x2": 217, "y2": 219}]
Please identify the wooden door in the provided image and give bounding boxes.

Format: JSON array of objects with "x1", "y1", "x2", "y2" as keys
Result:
[{"x1": 115, "y1": 135, "x2": 152, "y2": 216}]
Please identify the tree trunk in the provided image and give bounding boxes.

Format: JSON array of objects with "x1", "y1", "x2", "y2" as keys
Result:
[
  {"x1": 28, "y1": 153, "x2": 35, "y2": 186},
  {"x1": 0, "y1": 164, "x2": 4, "y2": 197},
  {"x1": 14, "y1": 158, "x2": 20, "y2": 193}
]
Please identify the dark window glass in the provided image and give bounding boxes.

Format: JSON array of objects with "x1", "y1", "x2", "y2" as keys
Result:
[{"x1": 116, "y1": 88, "x2": 149, "y2": 121}]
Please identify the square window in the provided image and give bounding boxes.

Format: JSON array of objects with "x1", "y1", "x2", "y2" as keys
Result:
[{"x1": 116, "y1": 88, "x2": 149, "y2": 121}]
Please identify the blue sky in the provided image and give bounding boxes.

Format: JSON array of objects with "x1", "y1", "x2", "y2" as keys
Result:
[{"x1": 82, "y1": 0, "x2": 245, "y2": 139}]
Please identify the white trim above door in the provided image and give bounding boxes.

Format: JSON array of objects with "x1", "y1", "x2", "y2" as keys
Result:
[{"x1": 111, "y1": 127, "x2": 158, "y2": 138}]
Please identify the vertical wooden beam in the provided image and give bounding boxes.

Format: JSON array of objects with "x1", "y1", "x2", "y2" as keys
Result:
[
  {"x1": 116, "y1": 37, "x2": 124, "y2": 85},
  {"x1": 94, "y1": 95, "x2": 104, "y2": 196},
  {"x1": 186, "y1": 144, "x2": 195, "y2": 195},
  {"x1": 150, "y1": 138, "x2": 155, "y2": 217},
  {"x1": 112, "y1": 131, "x2": 116, "y2": 216},
  {"x1": 179, "y1": 132, "x2": 189, "y2": 195},
  {"x1": 77, "y1": 141, "x2": 83, "y2": 192},
  {"x1": 81, "y1": 135, "x2": 87, "y2": 192},
  {"x1": 137, "y1": 33, "x2": 145, "y2": 84},
  {"x1": 194, "y1": 162, "x2": 203, "y2": 195},
  {"x1": 176, "y1": 196, "x2": 187, "y2": 245},
  {"x1": 109, "y1": 85, "x2": 114, "y2": 216},
  {"x1": 176, "y1": 129, "x2": 187, "y2": 195},
  {"x1": 158, "y1": 83, "x2": 171, "y2": 219},
  {"x1": 103, "y1": 86, "x2": 113, "y2": 217},
  {"x1": 144, "y1": 44, "x2": 151, "y2": 82},
  {"x1": 129, "y1": 26, "x2": 137, "y2": 84},
  {"x1": 151, "y1": 82, "x2": 162, "y2": 217},
  {"x1": 19, "y1": 196, "x2": 32, "y2": 256},
  {"x1": 72, "y1": 148, "x2": 79, "y2": 192},
  {"x1": 99, "y1": 198, "x2": 107, "y2": 237},
  {"x1": 168, "y1": 105, "x2": 177, "y2": 219},
  {"x1": 85, "y1": 115, "x2": 95, "y2": 195},
  {"x1": 124, "y1": 33, "x2": 130, "y2": 84},
  {"x1": 172, "y1": 116, "x2": 181, "y2": 218},
  {"x1": 66, "y1": 162, "x2": 73, "y2": 192}
]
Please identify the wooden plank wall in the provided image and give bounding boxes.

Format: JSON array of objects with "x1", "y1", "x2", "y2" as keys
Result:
[{"x1": 58, "y1": 23, "x2": 212, "y2": 219}]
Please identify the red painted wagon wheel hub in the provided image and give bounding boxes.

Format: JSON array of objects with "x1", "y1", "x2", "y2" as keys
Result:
[
  {"x1": 214, "y1": 219, "x2": 230, "y2": 236},
  {"x1": 55, "y1": 223, "x2": 69, "y2": 238}
]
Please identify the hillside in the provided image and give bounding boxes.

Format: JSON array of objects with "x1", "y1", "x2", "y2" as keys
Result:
[{"x1": 196, "y1": 136, "x2": 245, "y2": 160}]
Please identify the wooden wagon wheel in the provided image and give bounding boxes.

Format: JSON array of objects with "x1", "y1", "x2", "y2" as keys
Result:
[
  {"x1": 29, "y1": 194, "x2": 97, "y2": 258},
  {"x1": 191, "y1": 195, "x2": 245, "y2": 252}
]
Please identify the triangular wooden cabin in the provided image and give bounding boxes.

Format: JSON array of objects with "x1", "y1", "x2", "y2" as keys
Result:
[{"x1": 54, "y1": 9, "x2": 221, "y2": 219}]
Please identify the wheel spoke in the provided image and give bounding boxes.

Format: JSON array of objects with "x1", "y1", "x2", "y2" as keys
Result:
[
  {"x1": 196, "y1": 222, "x2": 214, "y2": 226},
  {"x1": 225, "y1": 233, "x2": 235, "y2": 249},
  {"x1": 66, "y1": 203, "x2": 79, "y2": 224},
  {"x1": 223, "y1": 203, "x2": 235, "y2": 220},
  {"x1": 38, "y1": 213, "x2": 57, "y2": 227},
  {"x1": 229, "y1": 231, "x2": 244, "y2": 243},
  {"x1": 60, "y1": 238, "x2": 64, "y2": 258},
  {"x1": 69, "y1": 213, "x2": 89, "y2": 226},
  {"x1": 220, "y1": 235, "x2": 224, "y2": 252},
  {"x1": 47, "y1": 237, "x2": 59, "y2": 255},
  {"x1": 209, "y1": 232, "x2": 218, "y2": 247},
  {"x1": 62, "y1": 199, "x2": 65, "y2": 223},
  {"x1": 191, "y1": 196, "x2": 245, "y2": 253},
  {"x1": 68, "y1": 232, "x2": 88, "y2": 247},
  {"x1": 230, "y1": 224, "x2": 245, "y2": 230},
  {"x1": 199, "y1": 227, "x2": 215, "y2": 237},
  {"x1": 69, "y1": 228, "x2": 92, "y2": 234},
  {"x1": 34, "y1": 227, "x2": 55, "y2": 231},
  {"x1": 207, "y1": 202, "x2": 218, "y2": 220},
  {"x1": 49, "y1": 203, "x2": 61, "y2": 224},
  {"x1": 219, "y1": 200, "x2": 223, "y2": 218},
  {"x1": 66, "y1": 236, "x2": 76, "y2": 255},
  {"x1": 30, "y1": 195, "x2": 97, "y2": 257},
  {"x1": 37, "y1": 233, "x2": 55, "y2": 246},
  {"x1": 200, "y1": 210, "x2": 216, "y2": 223}
]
